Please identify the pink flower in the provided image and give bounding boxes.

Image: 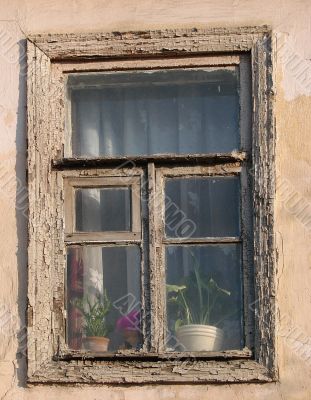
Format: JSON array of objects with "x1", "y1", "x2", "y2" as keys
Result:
[{"x1": 116, "y1": 310, "x2": 140, "y2": 332}]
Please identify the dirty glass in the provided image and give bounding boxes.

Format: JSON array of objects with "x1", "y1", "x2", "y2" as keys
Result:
[
  {"x1": 69, "y1": 68, "x2": 239, "y2": 157},
  {"x1": 67, "y1": 245, "x2": 142, "y2": 352}
]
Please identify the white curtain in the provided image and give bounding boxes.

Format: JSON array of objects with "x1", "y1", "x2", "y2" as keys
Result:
[
  {"x1": 75, "y1": 92, "x2": 104, "y2": 301},
  {"x1": 72, "y1": 77, "x2": 239, "y2": 307},
  {"x1": 73, "y1": 83, "x2": 238, "y2": 157}
]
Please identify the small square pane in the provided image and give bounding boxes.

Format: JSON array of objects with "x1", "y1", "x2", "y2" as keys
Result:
[
  {"x1": 165, "y1": 176, "x2": 240, "y2": 238},
  {"x1": 75, "y1": 187, "x2": 131, "y2": 232},
  {"x1": 166, "y1": 245, "x2": 243, "y2": 352},
  {"x1": 67, "y1": 245, "x2": 142, "y2": 352}
]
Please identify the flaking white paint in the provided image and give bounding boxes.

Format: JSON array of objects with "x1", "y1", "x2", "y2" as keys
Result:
[{"x1": 0, "y1": 0, "x2": 310, "y2": 398}]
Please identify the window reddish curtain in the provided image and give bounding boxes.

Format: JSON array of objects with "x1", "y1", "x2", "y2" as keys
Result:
[{"x1": 67, "y1": 248, "x2": 83, "y2": 349}]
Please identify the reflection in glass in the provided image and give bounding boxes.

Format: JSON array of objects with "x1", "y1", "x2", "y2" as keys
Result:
[
  {"x1": 69, "y1": 69, "x2": 239, "y2": 157},
  {"x1": 75, "y1": 187, "x2": 131, "y2": 232},
  {"x1": 166, "y1": 245, "x2": 243, "y2": 351},
  {"x1": 67, "y1": 246, "x2": 141, "y2": 352},
  {"x1": 165, "y1": 176, "x2": 240, "y2": 238}
]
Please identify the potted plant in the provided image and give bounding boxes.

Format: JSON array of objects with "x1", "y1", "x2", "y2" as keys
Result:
[
  {"x1": 116, "y1": 310, "x2": 141, "y2": 350},
  {"x1": 72, "y1": 290, "x2": 112, "y2": 352},
  {"x1": 167, "y1": 252, "x2": 231, "y2": 352}
]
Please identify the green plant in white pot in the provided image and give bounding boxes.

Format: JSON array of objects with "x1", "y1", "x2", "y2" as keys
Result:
[
  {"x1": 167, "y1": 252, "x2": 231, "y2": 352},
  {"x1": 72, "y1": 290, "x2": 112, "y2": 352}
]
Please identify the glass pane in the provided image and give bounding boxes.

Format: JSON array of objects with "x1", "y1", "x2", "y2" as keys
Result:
[
  {"x1": 69, "y1": 68, "x2": 239, "y2": 157},
  {"x1": 67, "y1": 246, "x2": 142, "y2": 352},
  {"x1": 75, "y1": 187, "x2": 131, "y2": 232},
  {"x1": 166, "y1": 245, "x2": 243, "y2": 352},
  {"x1": 165, "y1": 176, "x2": 240, "y2": 238}
]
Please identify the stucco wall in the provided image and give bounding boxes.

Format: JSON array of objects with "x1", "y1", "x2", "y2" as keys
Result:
[{"x1": 0, "y1": 0, "x2": 311, "y2": 399}]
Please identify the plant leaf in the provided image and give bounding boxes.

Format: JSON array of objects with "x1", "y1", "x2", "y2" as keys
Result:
[
  {"x1": 166, "y1": 284, "x2": 186, "y2": 293},
  {"x1": 208, "y1": 278, "x2": 231, "y2": 296},
  {"x1": 175, "y1": 318, "x2": 184, "y2": 331}
]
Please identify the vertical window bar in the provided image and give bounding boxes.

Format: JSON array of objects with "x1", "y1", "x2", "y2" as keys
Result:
[
  {"x1": 240, "y1": 166, "x2": 254, "y2": 351},
  {"x1": 140, "y1": 168, "x2": 149, "y2": 352},
  {"x1": 147, "y1": 162, "x2": 159, "y2": 352}
]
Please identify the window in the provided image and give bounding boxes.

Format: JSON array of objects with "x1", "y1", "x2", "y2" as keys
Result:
[
  {"x1": 27, "y1": 27, "x2": 276, "y2": 383},
  {"x1": 65, "y1": 67, "x2": 246, "y2": 355}
]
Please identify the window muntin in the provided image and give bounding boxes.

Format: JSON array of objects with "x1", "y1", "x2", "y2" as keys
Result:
[
  {"x1": 68, "y1": 68, "x2": 240, "y2": 158},
  {"x1": 163, "y1": 174, "x2": 243, "y2": 352},
  {"x1": 64, "y1": 171, "x2": 146, "y2": 353},
  {"x1": 155, "y1": 163, "x2": 246, "y2": 354},
  {"x1": 64, "y1": 176, "x2": 141, "y2": 241}
]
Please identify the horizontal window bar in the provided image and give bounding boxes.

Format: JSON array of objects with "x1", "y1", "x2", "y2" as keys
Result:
[
  {"x1": 53, "y1": 152, "x2": 248, "y2": 170},
  {"x1": 163, "y1": 237, "x2": 241, "y2": 244},
  {"x1": 65, "y1": 232, "x2": 141, "y2": 242},
  {"x1": 54, "y1": 348, "x2": 252, "y2": 361},
  {"x1": 64, "y1": 238, "x2": 142, "y2": 246}
]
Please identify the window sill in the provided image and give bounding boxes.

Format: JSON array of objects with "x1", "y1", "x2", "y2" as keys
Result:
[
  {"x1": 53, "y1": 348, "x2": 252, "y2": 361},
  {"x1": 28, "y1": 357, "x2": 275, "y2": 384}
]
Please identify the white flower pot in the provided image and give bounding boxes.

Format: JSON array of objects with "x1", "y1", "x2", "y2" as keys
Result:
[{"x1": 176, "y1": 324, "x2": 224, "y2": 351}]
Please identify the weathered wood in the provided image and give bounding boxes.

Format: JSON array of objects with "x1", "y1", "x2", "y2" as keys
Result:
[
  {"x1": 60, "y1": 54, "x2": 241, "y2": 74},
  {"x1": 64, "y1": 173, "x2": 142, "y2": 241},
  {"x1": 28, "y1": 359, "x2": 272, "y2": 384},
  {"x1": 147, "y1": 163, "x2": 162, "y2": 352},
  {"x1": 162, "y1": 237, "x2": 241, "y2": 244},
  {"x1": 251, "y1": 35, "x2": 276, "y2": 376},
  {"x1": 239, "y1": 55, "x2": 255, "y2": 352},
  {"x1": 65, "y1": 233, "x2": 141, "y2": 243},
  {"x1": 140, "y1": 168, "x2": 150, "y2": 353},
  {"x1": 27, "y1": 41, "x2": 67, "y2": 376},
  {"x1": 28, "y1": 26, "x2": 270, "y2": 60},
  {"x1": 27, "y1": 26, "x2": 276, "y2": 384},
  {"x1": 54, "y1": 348, "x2": 252, "y2": 360},
  {"x1": 241, "y1": 166, "x2": 255, "y2": 352},
  {"x1": 156, "y1": 163, "x2": 241, "y2": 177},
  {"x1": 53, "y1": 152, "x2": 248, "y2": 169}
]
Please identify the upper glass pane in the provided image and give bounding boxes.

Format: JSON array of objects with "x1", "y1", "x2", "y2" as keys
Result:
[
  {"x1": 68, "y1": 68, "x2": 240, "y2": 157},
  {"x1": 75, "y1": 187, "x2": 131, "y2": 232},
  {"x1": 165, "y1": 176, "x2": 240, "y2": 238}
]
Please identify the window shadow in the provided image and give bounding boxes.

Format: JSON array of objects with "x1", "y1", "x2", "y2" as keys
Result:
[{"x1": 15, "y1": 38, "x2": 28, "y2": 387}]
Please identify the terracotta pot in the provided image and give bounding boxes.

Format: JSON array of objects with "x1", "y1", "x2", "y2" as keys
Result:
[
  {"x1": 176, "y1": 324, "x2": 224, "y2": 351},
  {"x1": 82, "y1": 336, "x2": 110, "y2": 352}
]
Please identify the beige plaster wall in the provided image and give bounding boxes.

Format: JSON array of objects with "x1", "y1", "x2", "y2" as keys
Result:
[{"x1": 0, "y1": 0, "x2": 311, "y2": 398}]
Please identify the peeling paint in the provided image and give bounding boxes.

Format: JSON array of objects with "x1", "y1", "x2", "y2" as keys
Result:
[{"x1": 0, "y1": 0, "x2": 311, "y2": 398}]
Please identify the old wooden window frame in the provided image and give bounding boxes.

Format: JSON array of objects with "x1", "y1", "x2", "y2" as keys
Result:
[{"x1": 27, "y1": 26, "x2": 276, "y2": 384}]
